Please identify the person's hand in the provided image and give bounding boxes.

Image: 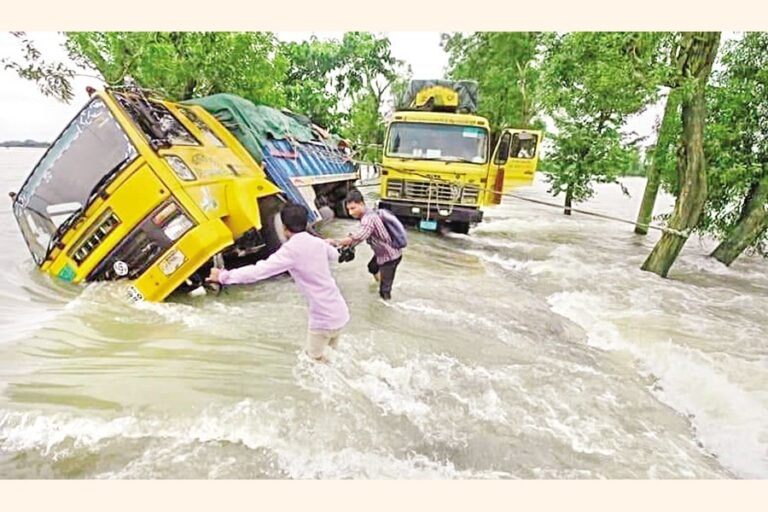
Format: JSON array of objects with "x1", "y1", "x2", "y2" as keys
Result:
[
  {"x1": 206, "y1": 267, "x2": 223, "y2": 284},
  {"x1": 338, "y1": 237, "x2": 353, "y2": 247}
]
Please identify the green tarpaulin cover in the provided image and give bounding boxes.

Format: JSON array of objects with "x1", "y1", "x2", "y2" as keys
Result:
[{"x1": 185, "y1": 94, "x2": 336, "y2": 164}]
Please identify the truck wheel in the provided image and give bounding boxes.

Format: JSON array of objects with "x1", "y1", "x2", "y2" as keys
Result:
[
  {"x1": 334, "y1": 201, "x2": 349, "y2": 219},
  {"x1": 318, "y1": 205, "x2": 335, "y2": 223},
  {"x1": 258, "y1": 195, "x2": 287, "y2": 255},
  {"x1": 451, "y1": 222, "x2": 470, "y2": 235},
  {"x1": 172, "y1": 261, "x2": 213, "y2": 295}
]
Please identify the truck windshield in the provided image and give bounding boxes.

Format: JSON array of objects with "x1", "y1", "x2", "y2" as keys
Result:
[
  {"x1": 13, "y1": 98, "x2": 137, "y2": 265},
  {"x1": 386, "y1": 122, "x2": 488, "y2": 164}
]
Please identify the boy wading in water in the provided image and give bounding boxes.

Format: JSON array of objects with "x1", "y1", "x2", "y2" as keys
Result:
[
  {"x1": 207, "y1": 203, "x2": 349, "y2": 361},
  {"x1": 334, "y1": 190, "x2": 403, "y2": 300}
]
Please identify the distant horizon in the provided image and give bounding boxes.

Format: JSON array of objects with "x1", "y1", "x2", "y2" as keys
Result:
[{"x1": 0, "y1": 139, "x2": 50, "y2": 147}]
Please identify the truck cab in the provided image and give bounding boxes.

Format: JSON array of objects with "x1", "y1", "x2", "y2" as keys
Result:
[
  {"x1": 379, "y1": 110, "x2": 490, "y2": 234},
  {"x1": 12, "y1": 87, "x2": 356, "y2": 302},
  {"x1": 378, "y1": 80, "x2": 542, "y2": 234}
]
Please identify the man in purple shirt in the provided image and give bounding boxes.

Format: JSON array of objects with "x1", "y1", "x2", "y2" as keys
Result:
[
  {"x1": 207, "y1": 203, "x2": 349, "y2": 361},
  {"x1": 335, "y1": 189, "x2": 403, "y2": 300}
]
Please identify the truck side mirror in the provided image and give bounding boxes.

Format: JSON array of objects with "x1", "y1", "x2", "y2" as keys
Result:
[{"x1": 494, "y1": 133, "x2": 512, "y2": 164}]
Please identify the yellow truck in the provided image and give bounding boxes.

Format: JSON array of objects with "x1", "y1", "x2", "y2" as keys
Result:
[
  {"x1": 11, "y1": 86, "x2": 357, "y2": 302},
  {"x1": 379, "y1": 80, "x2": 542, "y2": 233}
]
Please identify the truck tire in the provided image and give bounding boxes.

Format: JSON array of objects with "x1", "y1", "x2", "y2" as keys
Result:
[
  {"x1": 451, "y1": 222, "x2": 470, "y2": 235},
  {"x1": 318, "y1": 205, "x2": 335, "y2": 223},
  {"x1": 258, "y1": 195, "x2": 287, "y2": 256}
]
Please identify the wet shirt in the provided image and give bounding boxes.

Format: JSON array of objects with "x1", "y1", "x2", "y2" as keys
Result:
[
  {"x1": 218, "y1": 232, "x2": 350, "y2": 331},
  {"x1": 350, "y1": 208, "x2": 402, "y2": 265}
]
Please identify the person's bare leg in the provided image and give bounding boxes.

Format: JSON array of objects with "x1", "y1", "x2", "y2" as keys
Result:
[
  {"x1": 328, "y1": 331, "x2": 341, "y2": 350},
  {"x1": 306, "y1": 350, "x2": 328, "y2": 363}
]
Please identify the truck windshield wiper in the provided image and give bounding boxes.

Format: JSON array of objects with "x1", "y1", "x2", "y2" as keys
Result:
[
  {"x1": 45, "y1": 205, "x2": 83, "y2": 259},
  {"x1": 43, "y1": 156, "x2": 132, "y2": 260},
  {"x1": 84, "y1": 156, "x2": 132, "y2": 206}
]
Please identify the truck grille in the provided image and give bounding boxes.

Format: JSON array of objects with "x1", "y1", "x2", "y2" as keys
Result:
[
  {"x1": 461, "y1": 185, "x2": 481, "y2": 205},
  {"x1": 387, "y1": 179, "x2": 479, "y2": 204},
  {"x1": 71, "y1": 210, "x2": 121, "y2": 265},
  {"x1": 87, "y1": 200, "x2": 192, "y2": 282}
]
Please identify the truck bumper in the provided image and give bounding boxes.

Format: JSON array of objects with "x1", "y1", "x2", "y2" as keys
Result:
[{"x1": 130, "y1": 219, "x2": 233, "y2": 302}]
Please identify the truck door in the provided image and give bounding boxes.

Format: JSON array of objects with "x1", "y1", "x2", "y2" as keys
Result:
[{"x1": 484, "y1": 129, "x2": 542, "y2": 205}]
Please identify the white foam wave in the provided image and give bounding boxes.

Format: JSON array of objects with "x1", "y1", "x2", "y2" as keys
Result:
[
  {"x1": 548, "y1": 290, "x2": 768, "y2": 478},
  {"x1": 0, "y1": 400, "x2": 510, "y2": 479}
]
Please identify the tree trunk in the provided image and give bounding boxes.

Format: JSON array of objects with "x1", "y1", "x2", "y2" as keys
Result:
[
  {"x1": 183, "y1": 78, "x2": 197, "y2": 100},
  {"x1": 516, "y1": 60, "x2": 530, "y2": 127},
  {"x1": 564, "y1": 184, "x2": 573, "y2": 215},
  {"x1": 634, "y1": 90, "x2": 681, "y2": 234},
  {"x1": 711, "y1": 172, "x2": 768, "y2": 265},
  {"x1": 642, "y1": 32, "x2": 721, "y2": 277}
]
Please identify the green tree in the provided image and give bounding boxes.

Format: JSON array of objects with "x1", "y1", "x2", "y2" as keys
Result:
[
  {"x1": 701, "y1": 32, "x2": 768, "y2": 264},
  {"x1": 338, "y1": 33, "x2": 409, "y2": 163},
  {"x1": 65, "y1": 32, "x2": 287, "y2": 105},
  {"x1": 540, "y1": 32, "x2": 667, "y2": 214},
  {"x1": 441, "y1": 32, "x2": 541, "y2": 129},
  {"x1": 336, "y1": 32, "x2": 401, "y2": 105},
  {"x1": 279, "y1": 32, "x2": 403, "y2": 134},
  {"x1": 280, "y1": 36, "x2": 345, "y2": 129},
  {"x1": 633, "y1": 33, "x2": 685, "y2": 234},
  {"x1": 622, "y1": 147, "x2": 648, "y2": 177},
  {"x1": 64, "y1": 31, "x2": 403, "y2": 147},
  {"x1": 642, "y1": 32, "x2": 721, "y2": 277},
  {"x1": 1, "y1": 32, "x2": 74, "y2": 102},
  {"x1": 633, "y1": 88, "x2": 682, "y2": 233},
  {"x1": 343, "y1": 91, "x2": 384, "y2": 163}
]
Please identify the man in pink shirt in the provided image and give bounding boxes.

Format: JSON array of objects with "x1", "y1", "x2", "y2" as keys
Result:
[{"x1": 207, "y1": 203, "x2": 350, "y2": 361}]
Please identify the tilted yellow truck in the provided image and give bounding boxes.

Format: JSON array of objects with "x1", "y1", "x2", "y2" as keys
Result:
[
  {"x1": 11, "y1": 86, "x2": 357, "y2": 302},
  {"x1": 378, "y1": 80, "x2": 542, "y2": 234}
]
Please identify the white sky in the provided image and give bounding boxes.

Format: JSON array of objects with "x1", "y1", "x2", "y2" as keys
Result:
[{"x1": 0, "y1": 31, "x2": 449, "y2": 141}]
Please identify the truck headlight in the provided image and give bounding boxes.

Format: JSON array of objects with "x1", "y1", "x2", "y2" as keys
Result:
[
  {"x1": 163, "y1": 215, "x2": 194, "y2": 241},
  {"x1": 165, "y1": 155, "x2": 196, "y2": 181}
]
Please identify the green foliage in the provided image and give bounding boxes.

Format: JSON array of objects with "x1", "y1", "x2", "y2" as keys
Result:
[
  {"x1": 280, "y1": 37, "x2": 345, "y2": 129},
  {"x1": 539, "y1": 32, "x2": 669, "y2": 204},
  {"x1": 1, "y1": 32, "x2": 74, "y2": 102},
  {"x1": 63, "y1": 31, "x2": 407, "y2": 148},
  {"x1": 621, "y1": 147, "x2": 648, "y2": 177},
  {"x1": 441, "y1": 32, "x2": 541, "y2": 129},
  {"x1": 65, "y1": 32, "x2": 287, "y2": 106},
  {"x1": 280, "y1": 32, "x2": 405, "y2": 134},
  {"x1": 540, "y1": 120, "x2": 635, "y2": 199},
  {"x1": 343, "y1": 92, "x2": 383, "y2": 163},
  {"x1": 697, "y1": 32, "x2": 768, "y2": 253}
]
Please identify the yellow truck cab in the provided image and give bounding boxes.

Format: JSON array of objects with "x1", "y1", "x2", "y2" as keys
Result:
[
  {"x1": 12, "y1": 86, "x2": 357, "y2": 302},
  {"x1": 379, "y1": 80, "x2": 542, "y2": 233}
]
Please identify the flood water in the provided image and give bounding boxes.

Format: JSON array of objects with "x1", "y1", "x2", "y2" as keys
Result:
[{"x1": 1, "y1": 147, "x2": 766, "y2": 478}]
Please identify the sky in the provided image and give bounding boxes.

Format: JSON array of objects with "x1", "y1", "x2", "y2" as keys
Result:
[{"x1": 0, "y1": 31, "x2": 449, "y2": 142}]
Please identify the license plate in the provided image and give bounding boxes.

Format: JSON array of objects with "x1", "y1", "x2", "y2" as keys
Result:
[
  {"x1": 419, "y1": 219, "x2": 438, "y2": 231},
  {"x1": 127, "y1": 285, "x2": 144, "y2": 302}
]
